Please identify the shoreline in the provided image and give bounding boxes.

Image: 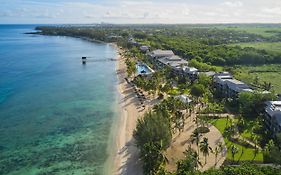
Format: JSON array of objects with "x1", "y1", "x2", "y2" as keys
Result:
[
  {"x1": 27, "y1": 32, "x2": 141, "y2": 174},
  {"x1": 111, "y1": 45, "x2": 143, "y2": 175}
]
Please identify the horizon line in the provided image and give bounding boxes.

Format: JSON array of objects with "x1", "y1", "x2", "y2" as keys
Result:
[{"x1": 1, "y1": 22, "x2": 281, "y2": 25}]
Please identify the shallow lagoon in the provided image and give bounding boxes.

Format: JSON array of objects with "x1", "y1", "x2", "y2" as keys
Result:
[{"x1": 0, "y1": 25, "x2": 118, "y2": 175}]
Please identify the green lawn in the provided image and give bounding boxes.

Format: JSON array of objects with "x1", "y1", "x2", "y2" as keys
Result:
[
  {"x1": 209, "y1": 118, "x2": 263, "y2": 162},
  {"x1": 168, "y1": 88, "x2": 181, "y2": 95},
  {"x1": 229, "y1": 42, "x2": 281, "y2": 54},
  {"x1": 221, "y1": 26, "x2": 281, "y2": 38},
  {"x1": 233, "y1": 64, "x2": 281, "y2": 94},
  {"x1": 240, "y1": 118, "x2": 256, "y2": 140}
]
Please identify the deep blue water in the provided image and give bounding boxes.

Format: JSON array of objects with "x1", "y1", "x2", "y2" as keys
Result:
[{"x1": 0, "y1": 25, "x2": 118, "y2": 175}]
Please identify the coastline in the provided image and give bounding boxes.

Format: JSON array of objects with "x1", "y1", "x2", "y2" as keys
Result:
[
  {"x1": 110, "y1": 44, "x2": 143, "y2": 175},
  {"x1": 27, "y1": 31, "x2": 142, "y2": 174}
]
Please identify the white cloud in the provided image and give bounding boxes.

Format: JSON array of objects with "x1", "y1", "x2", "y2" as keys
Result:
[
  {"x1": 262, "y1": 7, "x2": 281, "y2": 16},
  {"x1": 222, "y1": 1, "x2": 243, "y2": 7},
  {"x1": 1, "y1": 0, "x2": 281, "y2": 24}
]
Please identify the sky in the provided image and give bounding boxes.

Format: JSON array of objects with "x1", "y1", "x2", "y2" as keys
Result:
[{"x1": 0, "y1": 0, "x2": 281, "y2": 24}]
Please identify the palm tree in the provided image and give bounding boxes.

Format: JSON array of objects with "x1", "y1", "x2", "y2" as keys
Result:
[
  {"x1": 224, "y1": 124, "x2": 237, "y2": 140},
  {"x1": 153, "y1": 104, "x2": 170, "y2": 119},
  {"x1": 264, "y1": 139, "x2": 275, "y2": 153},
  {"x1": 263, "y1": 81, "x2": 272, "y2": 91},
  {"x1": 213, "y1": 146, "x2": 221, "y2": 166},
  {"x1": 199, "y1": 137, "x2": 212, "y2": 165},
  {"x1": 174, "y1": 110, "x2": 184, "y2": 133},
  {"x1": 190, "y1": 131, "x2": 201, "y2": 155},
  {"x1": 230, "y1": 145, "x2": 239, "y2": 164},
  {"x1": 183, "y1": 146, "x2": 202, "y2": 170},
  {"x1": 218, "y1": 141, "x2": 224, "y2": 157},
  {"x1": 226, "y1": 115, "x2": 230, "y2": 127}
]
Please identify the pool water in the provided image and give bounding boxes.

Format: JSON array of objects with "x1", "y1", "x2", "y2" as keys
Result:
[{"x1": 136, "y1": 64, "x2": 153, "y2": 75}]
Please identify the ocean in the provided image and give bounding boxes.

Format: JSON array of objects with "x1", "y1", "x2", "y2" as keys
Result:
[{"x1": 0, "y1": 25, "x2": 118, "y2": 175}]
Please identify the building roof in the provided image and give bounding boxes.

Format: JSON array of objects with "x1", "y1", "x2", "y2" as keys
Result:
[
  {"x1": 265, "y1": 101, "x2": 281, "y2": 115},
  {"x1": 140, "y1": 45, "x2": 149, "y2": 51},
  {"x1": 150, "y1": 49, "x2": 174, "y2": 58},
  {"x1": 265, "y1": 101, "x2": 281, "y2": 127},
  {"x1": 176, "y1": 95, "x2": 192, "y2": 104},
  {"x1": 213, "y1": 72, "x2": 233, "y2": 85},
  {"x1": 158, "y1": 56, "x2": 188, "y2": 68},
  {"x1": 183, "y1": 66, "x2": 198, "y2": 74},
  {"x1": 225, "y1": 79, "x2": 252, "y2": 93},
  {"x1": 202, "y1": 71, "x2": 216, "y2": 77},
  {"x1": 274, "y1": 114, "x2": 281, "y2": 127},
  {"x1": 214, "y1": 72, "x2": 233, "y2": 77}
]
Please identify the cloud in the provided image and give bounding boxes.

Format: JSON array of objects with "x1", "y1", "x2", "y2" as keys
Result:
[
  {"x1": 1, "y1": 0, "x2": 281, "y2": 24},
  {"x1": 222, "y1": 1, "x2": 243, "y2": 7},
  {"x1": 262, "y1": 7, "x2": 281, "y2": 16}
]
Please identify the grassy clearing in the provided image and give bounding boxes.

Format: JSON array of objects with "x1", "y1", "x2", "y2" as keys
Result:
[
  {"x1": 229, "y1": 42, "x2": 281, "y2": 54},
  {"x1": 168, "y1": 88, "x2": 181, "y2": 95},
  {"x1": 221, "y1": 26, "x2": 281, "y2": 38},
  {"x1": 233, "y1": 64, "x2": 281, "y2": 94},
  {"x1": 209, "y1": 118, "x2": 263, "y2": 162}
]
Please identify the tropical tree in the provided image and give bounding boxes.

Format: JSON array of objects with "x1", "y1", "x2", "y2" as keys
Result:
[
  {"x1": 134, "y1": 111, "x2": 172, "y2": 149},
  {"x1": 200, "y1": 137, "x2": 213, "y2": 165},
  {"x1": 218, "y1": 141, "x2": 224, "y2": 157},
  {"x1": 263, "y1": 81, "x2": 272, "y2": 91},
  {"x1": 153, "y1": 103, "x2": 170, "y2": 119},
  {"x1": 140, "y1": 141, "x2": 168, "y2": 174},
  {"x1": 174, "y1": 110, "x2": 185, "y2": 133},
  {"x1": 190, "y1": 130, "x2": 202, "y2": 154},
  {"x1": 177, "y1": 146, "x2": 202, "y2": 174},
  {"x1": 213, "y1": 146, "x2": 222, "y2": 166},
  {"x1": 190, "y1": 83, "x2": 206, "y2": 102},
  {"x1": 125, "y1": 58, "x2": 136, "y2": 77},
  {"x1": 264, "y1": 139, "x2": 275, "y2": 153},
  {"x1": 223, "y1": 124, "x2": 237, "y2": 140},
  {"x1": 230, "y1": 145, "x2": 239, "y2": 163}
]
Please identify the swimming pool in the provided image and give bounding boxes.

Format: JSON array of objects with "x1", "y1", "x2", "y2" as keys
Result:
[{"x1": 136, "y1": 63, "x2": 154, "y2": 75}]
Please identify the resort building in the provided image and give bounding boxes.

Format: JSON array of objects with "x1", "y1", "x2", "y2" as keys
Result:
[
  {"x1": 265, "y1": 101, "x2": 281, "y2": 135},
  {"x1": 213, "y1": 72, "x2": 253, "y2": 99},
  {"x1": 149, "y1": 49, "x2": 175, "y2": 59},
  {"x1": 201, "y1": 71, "x2": 216, "y2": 77},
  {"x1": 157, "y1": 55, "x2": 188, "y2": 69},
  {"x1": 183, "y1": 67, "x2": 199, "y2": 81},
  {"x1": 140, "y1": 45, "x2": 150, "y2": 53},
  {"x1": 147, "y1": 49, "x2": 201, "y2": 81},
  {"x1": 128, "y1": 37, "x2": 139, "y2": 46},
  {"x1": 176, "y1": 94, "x2": 193, "y2": 104}
]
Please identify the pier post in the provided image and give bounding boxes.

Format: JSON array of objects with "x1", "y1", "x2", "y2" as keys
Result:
[{"x1": 82, "y1": 57, "x2": 87, "y2": 64}]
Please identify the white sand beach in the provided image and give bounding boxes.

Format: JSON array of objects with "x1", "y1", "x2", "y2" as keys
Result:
[{"x1": 112, "y1": 47, "x2": 143, "y2": 175}]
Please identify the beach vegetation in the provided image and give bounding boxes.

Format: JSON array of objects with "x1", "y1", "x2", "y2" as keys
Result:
[
  {"x1": 199, "y1": 137, "x2": 212, "y2": 165},
  {"x1": 134, "y1": 111, "x2": 172, "y2": 174}
]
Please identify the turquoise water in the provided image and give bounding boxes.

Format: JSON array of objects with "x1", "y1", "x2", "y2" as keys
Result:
[
  {"x1": 0, "y1": 25, "x2": 118, "y2": 175},
  {"x1": 136, "y1": 64, "x2": 153, "y2": 75}
]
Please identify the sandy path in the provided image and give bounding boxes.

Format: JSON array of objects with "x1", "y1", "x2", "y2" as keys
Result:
[
  {"x1": 112, "y1": 48, "x2": 143, "y2": 175},
  {"x1": 165, "y1": 107, "x2": 227, "y2": 172}
]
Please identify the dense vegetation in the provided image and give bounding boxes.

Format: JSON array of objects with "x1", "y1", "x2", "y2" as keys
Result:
[
  {"x1": 176, "y1": 163, "x2": 281, "y2": 175},
  {"x1": 36, "y1": 24, "x2": 281, "y2": 67}
]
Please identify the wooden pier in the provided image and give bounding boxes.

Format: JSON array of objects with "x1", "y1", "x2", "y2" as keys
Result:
[{"x1": 81, "y1": 56, "x2": 118, "y2": 64}]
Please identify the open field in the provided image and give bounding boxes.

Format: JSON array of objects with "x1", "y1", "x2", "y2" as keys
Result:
[
  {"x1": 229, "y1": 42, "x2": 281, "y2": 54},
  {"x1": 233, "y1": 64, "x2": 281, "y2": 94},
  {"x1": 209, "y1": 118, "x2": 263, "y2": 162},
  {"x1": 220, "y1": 26, "x2": 281, "y2": 38}
]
